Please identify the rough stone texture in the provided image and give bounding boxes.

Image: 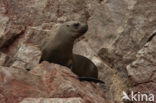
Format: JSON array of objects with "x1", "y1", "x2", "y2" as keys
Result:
[
  {"x1": 0, "y1": 66, "x2": 48, "y2": 103},
  {"x1": 127, "y1": 36, "x2": 156, "y2": 84},
  {"x1": 0, "y1": 0, "x2": 156, "y2": 103},
  {"x1": 0, "y1": 52, "x2": 8, "y2": 66},
  {"x1": 15, "y1": 43, "x2": 41, "y2": 67},
  {"x1": 0, "y1": 62, "x2": 107, "y2": 103},
  {"x1": 20, "y1": 98, "x2": 85, "y2": 103},
  {"x1": 126, "y1": 35, "x2": 156, "y2": 103},
  {"x1": 130, "y1": 82, "x2": 156, "y2": 103}
]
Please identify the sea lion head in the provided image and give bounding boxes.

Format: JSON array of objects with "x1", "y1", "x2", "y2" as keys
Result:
[{"x1": 58, "y1": 21, "x2": 88, "y2": 39}]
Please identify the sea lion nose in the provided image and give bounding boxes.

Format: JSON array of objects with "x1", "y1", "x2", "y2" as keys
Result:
[
  {"x1": 81, "y1": 24, "x2": 88, "y2": 33},
  {"x1": 85, "y1": 24, "x2": 88, "y2": 30}
]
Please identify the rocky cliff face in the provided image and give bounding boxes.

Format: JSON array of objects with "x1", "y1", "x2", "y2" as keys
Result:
[{"x1": 0, "y1": 0, "x2": 156, "y2": 103}]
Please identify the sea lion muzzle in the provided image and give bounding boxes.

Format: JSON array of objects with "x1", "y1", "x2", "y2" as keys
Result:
[{"x1": 79, "y1": 25, "x2": 88, "y2": 34}]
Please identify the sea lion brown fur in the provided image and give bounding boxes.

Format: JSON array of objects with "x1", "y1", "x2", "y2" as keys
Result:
[
  {"x1": 40, "y1": 21, "x2": 88, "y2": 67},
  {"x1": 72, "y1": 54, "x2": 98, "y2": 78},
  {"x1": 40, "y1": 21, "x2": 103, "y2": 83}
]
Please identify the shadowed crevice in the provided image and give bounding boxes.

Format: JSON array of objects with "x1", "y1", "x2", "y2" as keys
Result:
[
  {"x1": 0, "y1": 29, "x2": 26, "y2": 51},
  {"x1": 147, "y1": 32, "x2": 156, "y2": 43}
]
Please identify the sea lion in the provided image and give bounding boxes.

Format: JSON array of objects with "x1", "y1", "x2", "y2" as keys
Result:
[
  {"x1": 40, "y1": 21, "x2": 104, "y2": 83},
  {"x1": 40, "y1": 21, "x2": 87, "y2": 67}
]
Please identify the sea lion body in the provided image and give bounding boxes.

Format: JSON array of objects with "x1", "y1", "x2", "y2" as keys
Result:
[
  {"x1": 41, "y1": 40, "x2": 73, "y2": 67},
  {"x1": 40, "y1": 21, "x2": 103, "y2": 83},
  {"x1": 72, "y1": 54, "x2": 98, "y2": 78}
]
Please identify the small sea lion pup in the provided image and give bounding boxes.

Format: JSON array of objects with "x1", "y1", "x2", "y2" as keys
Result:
[{"x1": 40, "y1": 21, "x2": 104, "y2": 83}]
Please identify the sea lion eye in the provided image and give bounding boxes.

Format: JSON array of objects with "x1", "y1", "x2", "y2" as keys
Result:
[{"x1": 73, "y1": 23, "x2": 80, "y2": 27}]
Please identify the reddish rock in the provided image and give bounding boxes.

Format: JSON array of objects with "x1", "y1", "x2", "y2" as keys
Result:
[
  {"x1": 14, "y1": 43, "x2": 41, "y2": 67},
  {"x1": 20, "y1": 97, "x2": 85, "y2": 103},
  {"x1": 127, "y1": 36, "x2": 156, "y2": 84},
  {"x1": 126, "y1": 33, "x2": 156, "y2": 103},
  {"x1": 0, "y1": 67, "x2": 48, "y2": 103},
  {"x1": 131, "y1": 82, "x2": 156, "y2": 103},
  {"x1": 0, "y1": 53, "x2": 8, "y2": 66},
  {"x1": 0, "y1": 62, "x2": 107, "y2": 103}
]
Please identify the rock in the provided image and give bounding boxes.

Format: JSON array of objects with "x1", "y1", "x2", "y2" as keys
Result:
[
  {"x1": 105, "y1": 0, "x2": 156, "y2": 71},
  {"x1": 0, "y1": 66, "x2": 48, "y2": 103},
  {"x1": 20, "y1": 98, "x2": 85, "y2": 103},
  {"x1": 126, "y1": 35, "x2": 156, "y2": 102},
  {"x1": 0, "y1": 62, "x2": 107, "y2": 103},
  {"x1": 0, "y1": 24, "x2": 25, "y2": 51},
  {"x1": 127, "y1": 35, "x2": 156, "y2": 84},
  {"x1": 0, "y1": 43, "x2": 42, "y2": 69},
  {"x1": 130, "y1": 82, "x2": 156, "y2": 103},
  {"x1": 0, "y1": 52, "x2": 8, "y2": 66},
  {"x1": 0, "y1": 15, "x2": 9, "y2": 39},
  {"x1": 15, "y1": 43, "x2": 41, "y2": 67},
  {"x1": 11, "y1": 60, "x2": 27, "y2": 70}
]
